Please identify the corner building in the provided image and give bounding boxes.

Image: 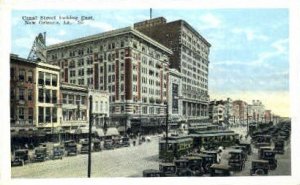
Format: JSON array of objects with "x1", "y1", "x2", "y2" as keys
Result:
[
  {"x1": 134, "y1": 17, "x2": 211, "y2": 123},
  {"x1": 46, "y1": 27, "x2": 172, "y2": 134}
]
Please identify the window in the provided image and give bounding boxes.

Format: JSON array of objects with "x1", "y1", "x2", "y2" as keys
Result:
[
  {"x1": 52, "y1": 74, "x2": 57, "y2": 86},
  {"x1": 10, "y1": 67, "x2": 15, "y2": 80},
  {"x1": 69, "y1": 95, "x2": 74, "y2": 104},
  {"x1": 81, "y1": 96, "x2": 86, "y2": 105},
  {"x1": 19, "y1": 107, "x2": 24, "y2": 120},
  {"x1": 38, "y1": 88, "x2": 44, "y2": 102},
  {"x1": 19, "y1": 88, "x2": 25, "y2": 100},
  {"x1": 10, "y1": 88, "x2": 15, "y2": 100},
  {"x1": 28, "y1": 108, "x2": 33, "y2": 124},
  {"x1": 28, "y1": 89, "x2": 33, "y2": 101},
  {"x1": 52, "y1": 107, "x2": 57, "y2": 122},
  {"x1": 45, "y1": 73, "x2": 51, "y2": 85},
  {"x1": 45, "y1": 107, "x2": 51, "y2": 122},
  {"x1": 38, "y1": 107, "x2": 44, "y2": 123},
  {"x1": 45, "y1": 90, "x2": 51, "y2": 103},
  {"x1": 19, "y1": 69, "x2": 25, "y2": 81},
  {"x1": 76, "y1": 95, "x2": 80, "y2": 105},
  {"x1": 63, "y1": 94, "x2": 67, "y2": 104},
  {"x1": 52, "y1": 90, "x2": 57, "y2": 103},
  {"x1": 27, "y1": 71, "x2": 33, "y2": 83}
]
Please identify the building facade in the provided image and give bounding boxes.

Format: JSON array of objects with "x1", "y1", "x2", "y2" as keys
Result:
[
  {"x1": 10, "y1": 54, "x2": 61, "y2": 135},
  {"x1": 134, "y1": 17, "x2": 211, "y2": 122},
  {"x1": 46, "y1": 27, "x2": 172, "y2": 134},
  {"x1": 232, "y1": 100, "x2": 248, "y2": 124},
  {"x1": 249, "y1": 100, "x2": 265, "y2": 123}
]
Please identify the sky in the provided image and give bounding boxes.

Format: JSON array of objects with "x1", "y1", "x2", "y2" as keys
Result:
[{"x1": 11, "y1": 9, "x2": 289, "y2": 116}]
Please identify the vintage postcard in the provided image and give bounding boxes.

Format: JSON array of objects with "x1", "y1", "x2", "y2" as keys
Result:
[{"x1": 1, "y1": 0, "x2": 299, "y2": 185}]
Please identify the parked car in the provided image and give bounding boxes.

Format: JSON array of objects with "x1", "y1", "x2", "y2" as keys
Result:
[
  {"x1": 121, "y1": 137, "x2": 130, "y2": 147},
  {"x1": 258, "y1": 147, "x2": 273, "y2": 159},
  {"x1": 261, "y1": 150, "x2": 277, "y2": 170},
  {"x1": 195, "y1": 153, "x2": 215, "y2": 173},
  {"x1": 64, "y1": 140, "x2": 77, "y2": 156},
  {"x1": 183, "y1": 155, "x2": 204, "y2": 176},
  {"x1": 210, "y1": 163, "x2": 231, "y2": 177},
  {"x1": 34, "y1": 147, "x2": 47, "y2": 162},
  {"x1": 273, "y1": 140, "x2": 285, "y2": 154},
  {"x1": 51, "y1": 144, "x2": 64, "y2": 160},
  {"x1": 93, "y1": 139, "x2": 101, "y2": 152},
  {"x1": 228, "y1": 149, "x2": 246, "y2": 171},
  {"x1": 174, "y1": 159, "x2": 192, "y2": 176},
  {"x1": 11, "y1": 149, "x2": 29, "y2": 166},
  {"x1": 104, "y1": 139, "x2": 114, "y2": 150},
  {"x1": 80, "y1": 141, "x2": 89, "y2": 154},
  {"x1": 238, "y1": 142, "x2": 252, "y2": 155},
  {"x1": 143, "y1": 169, "x2": 164, "y2": 177},
  {"x1": 250, "y1": 160, "x2": 269, "y2": 175},
  {"x1": 159, "y1": 163, "x2": 176, "y2": 177}
]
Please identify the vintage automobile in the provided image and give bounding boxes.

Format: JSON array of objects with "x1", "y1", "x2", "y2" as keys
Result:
[
  {"x1": 51, "y1": 144, "x2": 64, "y2": 160},
  {"x1": 273, "y1": 140, "x2": 285, "y2": 154},
  {"x1": 104, "y1": 139, "x2": 114, "y2": 150},
  {"x1": 261, "y1": 150, "x2": 277, "y2": 170},
  {"x1": 121, "y1": 137, "x2": 130, "y2": 147},
  {"x1": 184, "y1": 155, "x2": 204, "y2": 176},
  {"x1": 11, "y1": 149, "x2": 29, "y2": 166},
  {"x1": 250, "y1": 160, "x2": 269, "y2": 175},
  {"x1": 228, "y1": 149, "x2": 246, "y2": 171},
  {"x1": 143, "y1": 169, "x2": 164, "y2": 177},
  {"x1": 159, "y1": 163, "x2": 176, "y2": 177},
  {"x1": 232, "y1": 145, "x2": 248, "y2": 161},
  {"x1": 93, "y1": 139, "x2": 101, "y2": 152},
  {"x1": 201, "y1": 150, "x2": 218, "y2": 163},
  {"x1": 34, "y1": 147, "x2": 47, "y2": 162},
  {"x1": 258, "y1": 147, "x2": 273, "y2": 159},
  {"x1": 174, "y1": 159, "x2": 192, "y2": 176},
  {"x1": 195, "y1": 153, "x2": 215, "y2": 173},
  {"x1": 252, "y1": 135, "x2": 272, "y2": 147},
  {"x1": 80, "y1": 141, "x2": 89, "y2": 154},
  {"x1": 210, "y1": 163, "x2": 231, "y2": 177},
  {"x1": 238, "y1": 142, "x2": 252, "y2": 155},
  {"x1": 65, "y1": 140, "x2": 77, "y2": 156}
]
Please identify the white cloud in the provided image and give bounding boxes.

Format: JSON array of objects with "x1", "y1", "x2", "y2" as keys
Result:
[
  {"x1": 199, "y1": 13, "x2": 221, "y2": 29},
  {"x1": 14, "y1": 36, "x2": 35, "y2": 50},
  {"x1": 271, "y1": 38, "x2": 288, "y2": 54},
  {"x1": 46, "y1": 37, "x2": 64, "y2": 45},
  {"x1": 232, "y1": 28, "x2": 269, "y2": 42},
  {"x1": 58, "y1": 30, "x2": 66, "y2": 36},
  {"x1": 84, "y1": 20, "x2": 114, "y2": 32}
]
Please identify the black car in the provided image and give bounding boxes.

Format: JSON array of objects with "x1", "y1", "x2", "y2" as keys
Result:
[
  {"x1": 80, "y1": 141, "x2": 89, "y2": 154},
  {"x1": 65, "y1": 140, "x2": 77, "y2": 156},
  {"x1": 159, "y1": 163, "x2": 176, "y2": 177},
  {"x1": 143, "y1": 169, "x2": 164, "y2": 177},
  {"x1": 174, "y1": 159, "x2": 192, "y2": 176},
  {"x1": 93, "y1": 139, "x2": 101, "y2": 152},
  {"x1": 121, "y1": 137, "x2": 130, "y2": 147},
  {"x1": 261, "y1": 150, "x2": 277, "y2": 170},
  {"x1": 184, "y1": 156, "x2": 204, "y2": 176},
  {"x1": 228, "y1": 149, "x2": 246, "y2": 171},
  {"x1": 11, "y1": 149, "x2": 29, "y2": 166},
  {"x1": 104, "y1": 139, "x2": 114, "y2": 150},
  {"x1": 51, "y1": 145, "x2": 64, "y2": 160},
  {"x1": 273, "y1": 140, "x2": 285, "y2": 154},
  {"x1": 250, "y1": 160, "x2": 269, "y2": 176},
  {"x1": 238, "y1": 142, "x2": 252, "y2": 155},
  {"x1": 34, "y1": 147, "x2": 47, "y2": 162},
  {"x1": 193, "y1": 153, "x2": 214, "y2": 174}
]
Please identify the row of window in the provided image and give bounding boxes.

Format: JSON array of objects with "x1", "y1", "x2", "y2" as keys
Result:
[
  {"x1": 38, "y1": 107, "x2": 57, "y2": 123},
  {"x1": 38, "y1": 89, "x2": 57, "y2": 104},
  {"x1": 10, "y1": 67, "x2": 34, "y2": 83},
  {"x1": 38, "y1": 72, "x2": 58, "y2": 87},
  {"x1": 62, "y1": 109, "x2": 86, "y2": 121},
  {"x1": 11, "y1": 88, "x2": 33, "y2": 101},
  {"x1": 11, "y1": 107, "x2": 33, "y2": 122},
  {"x1": 62, "y1": 94, "x2": 86, "y2": 105}
]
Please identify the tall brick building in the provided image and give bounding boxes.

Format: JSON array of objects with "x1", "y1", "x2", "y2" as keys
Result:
[
  {"x1": 134, "y1": 17, "x2": 211, "y2": 122},
  {"x1": 46, "y1": 27, "x2": 172, "y2": 134}
]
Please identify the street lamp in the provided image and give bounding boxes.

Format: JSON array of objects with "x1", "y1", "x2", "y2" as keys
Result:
[
  {"x1": 88, "y1": 95, "x2": 92, "y2": 178},
  {"x1": 165, "y1": 101, "x2": 169, "y2": 162}
]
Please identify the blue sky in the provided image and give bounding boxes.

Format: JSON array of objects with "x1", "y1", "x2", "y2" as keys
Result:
[{"x1": 11, "y1": 9, "x2": 289, "y2": 115}]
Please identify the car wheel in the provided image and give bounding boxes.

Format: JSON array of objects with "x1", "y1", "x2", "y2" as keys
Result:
[{"x1": 255, "y1": 169, "x2": 265, "y2": 175}]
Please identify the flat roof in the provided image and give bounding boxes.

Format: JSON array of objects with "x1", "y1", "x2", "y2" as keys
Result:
[{"x1": 47, "y1": 26, "x2": 173, "y2": 55}]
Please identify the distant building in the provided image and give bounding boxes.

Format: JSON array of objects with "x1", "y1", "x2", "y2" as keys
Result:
[
  {"x1": 249, "y1": 100, "x2": 265, "y2": 123},
  {"x1": 209, "y1": 100, "x2": 225, "y2": 125},
  {"x1": 134, "y1": 17, "x2": 211, "y2": 123},
  {"x1": 232, "y1": 100, "x2": 248, "y2": 124}
]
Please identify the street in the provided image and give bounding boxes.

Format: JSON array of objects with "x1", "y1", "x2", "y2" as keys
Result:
[{"x1": 11, "y1": 129, "x2": 291, "y2": 178}]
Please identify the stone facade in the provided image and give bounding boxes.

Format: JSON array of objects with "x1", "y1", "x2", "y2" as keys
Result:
[
  {"x1": 46, "y1": 27, "x2": 172, "y2": 133},
  {"x1": 134, "y1": 17, "x2": 210, "y2": 122}
]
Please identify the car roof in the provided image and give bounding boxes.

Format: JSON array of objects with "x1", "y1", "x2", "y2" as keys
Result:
[
  {"x1": 210, "y1": 163, "x2": 231, "y2": 170},
  {"x1": 252, "y1": 159, "x2": 269, "y2": 163},
  {"x1": 229, "y1": 149, "x2": 243, "y2": 153}
]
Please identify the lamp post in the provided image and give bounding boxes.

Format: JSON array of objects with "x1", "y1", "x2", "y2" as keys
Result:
[
  {"x1": 165, "y1": 101, "x2": 169, "y2": 162},
  {"x1": 88, "y1": 95, "x2": 92, "y2": 178}
]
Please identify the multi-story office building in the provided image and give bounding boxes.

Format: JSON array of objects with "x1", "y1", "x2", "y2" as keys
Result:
[
  {"x1": 10, "y1": 54, "x2": 61, "y2": 135},
  {"x1": 46, "y1": 27, "x2": 172, "y2": 133},
  {"x1": 208, "y1": 100, "x2": 225, "y2": 125},
  {"x1": 134, "y1": 17, "x2": 211, "y2": 122},
  {"x1": 249, "y1": 100, "x2": 265, "y2": 122},
  {"x1": 232, "y1": 100, "x2": 248, "y2": 124}
]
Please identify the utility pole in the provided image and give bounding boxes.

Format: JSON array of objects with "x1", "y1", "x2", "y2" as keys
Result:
[
  {"x1": 88, "y1": 95, "x2": 92, "y2": 178},
  {"x1": 246, "y1": 105, "x2": 249, "y2": 135},
  {"x1": 165, "y1": 101, "x2": 169, "y2": 162}
]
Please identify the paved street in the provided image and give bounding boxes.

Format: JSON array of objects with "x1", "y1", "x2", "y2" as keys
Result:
[{"x1": 12, "y1": 128, "x2": 291, "y2": 178}]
